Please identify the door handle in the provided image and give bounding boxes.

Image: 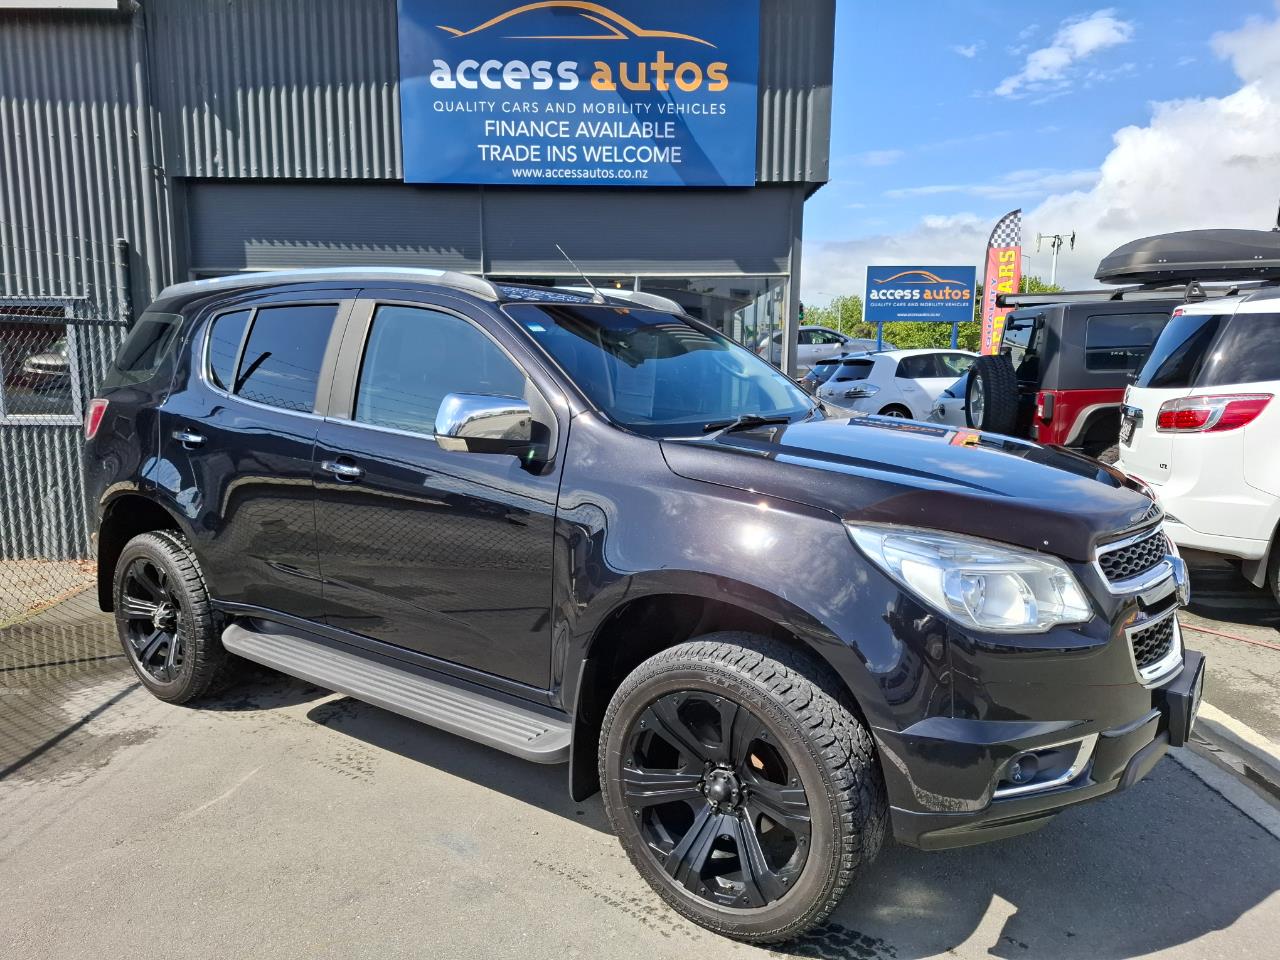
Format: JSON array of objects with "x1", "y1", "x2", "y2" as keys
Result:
[
  {"x1": 320, "y1": 459, "x2": 363, "y2": 481},
  {"x1": 172, "y1": 429, "x2": 206, "y2": 449}
]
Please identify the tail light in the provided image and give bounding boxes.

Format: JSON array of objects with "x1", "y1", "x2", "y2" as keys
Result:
[
  {"x1": 84, "y1": 398, "x2": 109, "y2": 439},
  {"x1": 1155, "y1": 394, "x2": 1271, "y2": 433},
  {"x1": 1036, "y1": 391, "x2": 1055, "y2": 423}
]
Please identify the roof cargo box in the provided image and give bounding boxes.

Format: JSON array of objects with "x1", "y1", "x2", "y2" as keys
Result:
[{"x1": 1095, "y1": 229, "x2": 1280, "y2": 285}]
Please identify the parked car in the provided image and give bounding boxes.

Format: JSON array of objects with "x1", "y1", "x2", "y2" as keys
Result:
[
  {"x1": 963, "y1": 296, "x2": 1175, "y2": 459},
  {"x1": 1118, "y1": 291, "x2": 1280, "y2": 603},
  {"x1": 86, "y1": 268, "x2": 1202, "y2": 944},
  {"x1": 797, "y1": 356, "x2": 841, "y2": 395},
  {"x1": 817, "y1": 349, "x2": 976, "y2": 419},
  {"x1": 756, "y1": 326, "x2": 890, "y2": 374},
  {"x1": 929, "y1": 372, "x2": 969, "y2": 428}
]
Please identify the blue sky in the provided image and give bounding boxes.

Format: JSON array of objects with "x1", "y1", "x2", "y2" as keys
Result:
[{"x1": 802, "y1": 1, "x2": 1280, "y2": 303}]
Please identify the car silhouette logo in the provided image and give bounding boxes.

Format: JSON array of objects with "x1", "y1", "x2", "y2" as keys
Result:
[
  {"x1": 436, "y1": 1, "x2": 715, "y2": 47},
  {"x1": 874, "y1": 271, "x2": 958, "y2": 285}
]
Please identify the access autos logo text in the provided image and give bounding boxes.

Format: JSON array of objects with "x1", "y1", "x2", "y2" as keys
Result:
[
  {"x1": 868, "y1": 270, "x2": 974, "y2": 302},
  {"x1": 426, "y1": 2, "x2": 731, "y2": 93}
]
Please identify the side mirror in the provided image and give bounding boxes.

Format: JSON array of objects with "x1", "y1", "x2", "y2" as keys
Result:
[{"x1": 434, "y1": 393, "x2": 535, "y2": 456}]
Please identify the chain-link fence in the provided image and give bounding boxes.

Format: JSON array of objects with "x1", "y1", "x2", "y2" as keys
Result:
[{"x1": 1, "y1": 302, "x2": 131, "y2": 779}]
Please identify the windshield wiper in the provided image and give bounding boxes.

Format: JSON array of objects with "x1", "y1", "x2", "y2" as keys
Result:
[{"x1": 702, "y1": 413, "x2": 794, "y2": 434}]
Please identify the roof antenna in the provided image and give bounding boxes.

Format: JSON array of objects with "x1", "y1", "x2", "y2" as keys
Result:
[{"x1": 556, "y1": 243, "x2": 605, "y2": 304}]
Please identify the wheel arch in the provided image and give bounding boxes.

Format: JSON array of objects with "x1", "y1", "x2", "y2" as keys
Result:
[
  {"x1": 96, "y1": 492, "x2": 187, "y2": 612},
  {"x1": 565, "y1": 575, "x2": 880, "y2": 801}
]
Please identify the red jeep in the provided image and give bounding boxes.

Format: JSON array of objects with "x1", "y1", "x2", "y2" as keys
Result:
[{"x1": 964, "y1": 293, "x2": 1178, "y2": 460}]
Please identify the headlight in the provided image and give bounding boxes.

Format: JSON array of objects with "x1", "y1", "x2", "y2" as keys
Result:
[{"x1": 846, "y1": 524, "x2": 1092, "y2": 633}]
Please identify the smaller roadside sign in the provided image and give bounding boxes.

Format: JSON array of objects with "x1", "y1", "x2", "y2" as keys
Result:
[{"x1": 864, "y1": 265, "x2": 977, "y2": 323}]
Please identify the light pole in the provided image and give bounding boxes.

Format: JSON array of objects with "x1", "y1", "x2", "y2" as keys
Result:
[{"x1": 1036, "y1": 230, "x2": 1076, "y2": 287}]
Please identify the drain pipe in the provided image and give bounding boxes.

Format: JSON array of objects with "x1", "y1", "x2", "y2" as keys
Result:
[{"x1": 115, "y1": 238, "x2": 133, "y2": 327}]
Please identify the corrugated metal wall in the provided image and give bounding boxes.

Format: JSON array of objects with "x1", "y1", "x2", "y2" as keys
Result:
[
  {"x1": 0, "y1": 7, "x2": 172, "y2": 313},
  {"x1": 146, "y1": 0, "x2": 402, "y2": 181},
  {"x1": 145, "y1": 0, "x2": 832, "y2": 186},
  {"x1": 0, "y1": 8, "x2": 161, "y2": 560}
]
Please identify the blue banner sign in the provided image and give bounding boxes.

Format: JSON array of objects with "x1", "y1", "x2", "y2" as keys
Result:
[
  {"x1": 864, "y1": 265, "x2": 978, "y2": 323},
  {"x1": 397, "y1": 1, "x2": 759, "y2": 186}
]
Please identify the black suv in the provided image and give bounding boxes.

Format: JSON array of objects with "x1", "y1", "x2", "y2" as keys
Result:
[{"x1": 85, "y1": 269, "x2": 1205, "y2": 943}]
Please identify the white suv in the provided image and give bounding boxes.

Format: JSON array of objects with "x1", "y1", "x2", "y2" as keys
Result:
[{"x1": 1117, "y1": 289, "x2": 1280, "y2": 602}]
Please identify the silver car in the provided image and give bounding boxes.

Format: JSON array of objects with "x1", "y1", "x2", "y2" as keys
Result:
[{"x1": 757, "y1": 327, "x2": 891, "y2": 374}]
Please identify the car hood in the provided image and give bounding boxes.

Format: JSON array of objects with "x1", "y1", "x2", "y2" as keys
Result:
[{"x1": 660, "y1": 416, "x2": 1153, "y2": 563}]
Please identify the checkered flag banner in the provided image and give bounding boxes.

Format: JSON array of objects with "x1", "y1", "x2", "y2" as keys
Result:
[
  {"x1": 987, "y1": 209, "x2": 1022, "y2": 250},
  {"x1": 979, "y1": 209, "x2": 1023, "y2": 354}
]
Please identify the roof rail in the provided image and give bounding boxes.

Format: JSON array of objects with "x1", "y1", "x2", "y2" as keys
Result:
[
  {"x1": 561, "y1": 287, "x2": 685, "y2": 314},
  {"x1": 157, "y1": 267, "x2": 503, "y2": 303},
  {"x1": 994, "y1": 282, "x2": 1265, "y2": 309}
]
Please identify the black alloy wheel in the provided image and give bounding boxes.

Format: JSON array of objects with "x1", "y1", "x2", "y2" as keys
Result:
[
  {"x1": 120, "y1": 557, "x2": 186, "y2": 683},
  {"x1": 621, "y1": 690, "x2": 811, "y2": 910},
  {"x1": 112, "y1": 530, "x2": 235, "y2": 703},
  {"x1": 601, "y1": 634, "x2": 886, "y2": 943}
]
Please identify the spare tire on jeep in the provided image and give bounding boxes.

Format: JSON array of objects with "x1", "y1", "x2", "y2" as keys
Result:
[{"x1": 965, "y1": 354, "x2": 1020, "y2": 435}]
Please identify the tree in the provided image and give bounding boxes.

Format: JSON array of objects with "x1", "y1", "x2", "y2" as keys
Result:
[{"x1": 804, "y1": 294, "x2": 871, "y2": 338}]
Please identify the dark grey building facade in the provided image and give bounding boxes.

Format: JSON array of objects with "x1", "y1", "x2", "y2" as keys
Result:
[{"x1": 0, "y1": 0, "x2": 835, "y2": 558}]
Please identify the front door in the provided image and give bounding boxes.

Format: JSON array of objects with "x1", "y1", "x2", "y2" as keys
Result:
[{"x1": 312, "y1": 295, "x2": 562, "y2": 690}]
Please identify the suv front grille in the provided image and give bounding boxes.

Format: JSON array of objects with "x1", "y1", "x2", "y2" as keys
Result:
[
  {"x1": 1098, "y1": 527, "x2": 1167, "y2": 584},
  {"x1": 1130, "y1": 614, "x2": 1176, "y2": 675}
]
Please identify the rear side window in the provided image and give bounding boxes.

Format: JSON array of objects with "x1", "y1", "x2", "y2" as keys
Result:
[
  {"x1": 834, "y1": 359, "x2": 875, "y2": 382},
  {"x1": 101, "y1": 311, "x2": 182, "y2": 389},
  {"x1": 354, "y1": 305, "x2": 526, "y2": 435},
  {"x1": 936, "y1": 353, "x2": 974, "y2": 377},
  {"x1": 234, "y1": 304, "x2": 337, "y2": 412},
  {"x1": 206, "y1": 309, "x2": 252, "y2": 391},
  {"x1": 895, "y1": 355, "x2": 936, "y2": 379},
  {"x1": 1198, "y1": 313, "x2": 1280, "y2": 385},
  {"x1": 1134, "y1": 313, "x2": 1225, "y2": 388},
  {"x1": 1084, "y1": 312, "x2": 1168, "y2": 372}
]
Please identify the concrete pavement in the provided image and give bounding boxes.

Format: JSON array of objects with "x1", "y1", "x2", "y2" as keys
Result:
[{"x1": 2, "y1": 660, "x2": 1278, "y2": 960}]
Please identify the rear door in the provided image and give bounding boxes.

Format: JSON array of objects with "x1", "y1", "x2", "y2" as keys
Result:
[
  {"x1": 157, "y1": 292, "x2": 353, "y2": 620},
  {"x1": 311, "y1": 291, "x2": 564, "y2": 690},
  {"x1": 1120, "y1": 308, "x2": 1228, "y2": 483}
]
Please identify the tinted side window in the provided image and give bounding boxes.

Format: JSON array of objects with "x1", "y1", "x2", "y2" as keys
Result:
[
  {"x1": 1135, "y1": 313, "x2": 1225, "y2": 388},
  {"x1": 1084, "y1": 312, "x2": 1167, "y2": 372},
  {"x1": 1199, "y1": 313, "x2": 1280, "y2": 385},
  {"x1": 1002, "y1": 315, "x2": 1040, "y2": 381},
  {"x1": 235, "y1": 304, "x2": 336, "y2": 412},
  {"x1": 206, "y1": 309, "x2": 251, "y2": 391},
  {"x1": 797, "y1": 330, "x2": 815, "y2": 345},
  {"x1": 354, "y1": 305, "x2": 526, "y2": 435},
  {"x1": 937, "y1": 353, "x2": 975, "y2": 377},
  {"x1": 101, "y1": 311, "x2": 182, "y2": 389},
  {"x1": 809, "y1": 329, "x2": 844, "y2": 345},
  {"x1": 896, "y1": 355, "x2": 936, "y2": 379}
]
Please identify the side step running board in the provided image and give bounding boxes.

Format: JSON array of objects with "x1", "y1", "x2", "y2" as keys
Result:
[{"x1": 222, "y1": 624, "x2": 571, "y2": 763}]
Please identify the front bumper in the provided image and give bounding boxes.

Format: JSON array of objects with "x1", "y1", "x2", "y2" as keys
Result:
[{"x1": 884, "y1": 649, "x2": 1205, "y2": 850}]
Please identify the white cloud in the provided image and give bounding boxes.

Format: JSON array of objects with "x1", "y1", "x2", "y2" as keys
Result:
[
  {"x1": 803, "y1": 6, "x2": 1280, "y2": 302},
  {"x1": 853, "y1": 149, "x2": 905, "y2": 167},
  {"x1": 995, "y1": 9, "x2": 1135, "y2": 98},
  {"x1": 885, "y1": 168, "x2": 1099, "y2": 200},
  {"x1": 952, "y1": 43, "x2": 980, "y2": 58}
]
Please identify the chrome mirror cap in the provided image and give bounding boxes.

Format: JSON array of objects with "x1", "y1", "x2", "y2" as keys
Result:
[{"x1": 434, "y1": 393, "x2": 534, "y2": 454}]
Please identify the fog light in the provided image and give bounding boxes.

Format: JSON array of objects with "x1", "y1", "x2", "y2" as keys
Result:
[
  {"x1": 993, "y1": 734, "x2": 1098, "y2": 799},
  {"x1": 1007, "y1": 753, "x2": 1039, "y2": 784}
]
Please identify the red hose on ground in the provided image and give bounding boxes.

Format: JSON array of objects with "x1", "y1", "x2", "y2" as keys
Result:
[{"x1": 1180, "y1": 621, "x2": 1280, "y2": 653}]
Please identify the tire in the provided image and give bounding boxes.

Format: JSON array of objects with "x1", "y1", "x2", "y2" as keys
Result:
[
  {"x1": 1268, "y1": 537, "x2": 1280, "y2": 607},
  {"x1": 1094, "y1": 443, "x2": 1120, "y2": 465},
  {"x1": 599, "y1": 633, "x2": 887, "y2": 943},
  {"x1": 877, "y1": 405, "x2": 911, "y2": 419},
  {"x1": 112, "y1": 530, "x2": 235, "y2": 703},
  {"x1": 965, "y1": 354, "x2": 1020, "y2": 434}
]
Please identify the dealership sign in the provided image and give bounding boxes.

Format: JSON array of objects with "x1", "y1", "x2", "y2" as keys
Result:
[
  {"x1": 397, "y1": 1, "x2": 759, "y2": 186},
  {"x1": 864, "y1": 266, "x2": 978, "y2": 324}
]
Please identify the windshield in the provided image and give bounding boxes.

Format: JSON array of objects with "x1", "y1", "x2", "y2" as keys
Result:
[{"x1": 505, "y1": 303, "x2": 813, "y2": 437}]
